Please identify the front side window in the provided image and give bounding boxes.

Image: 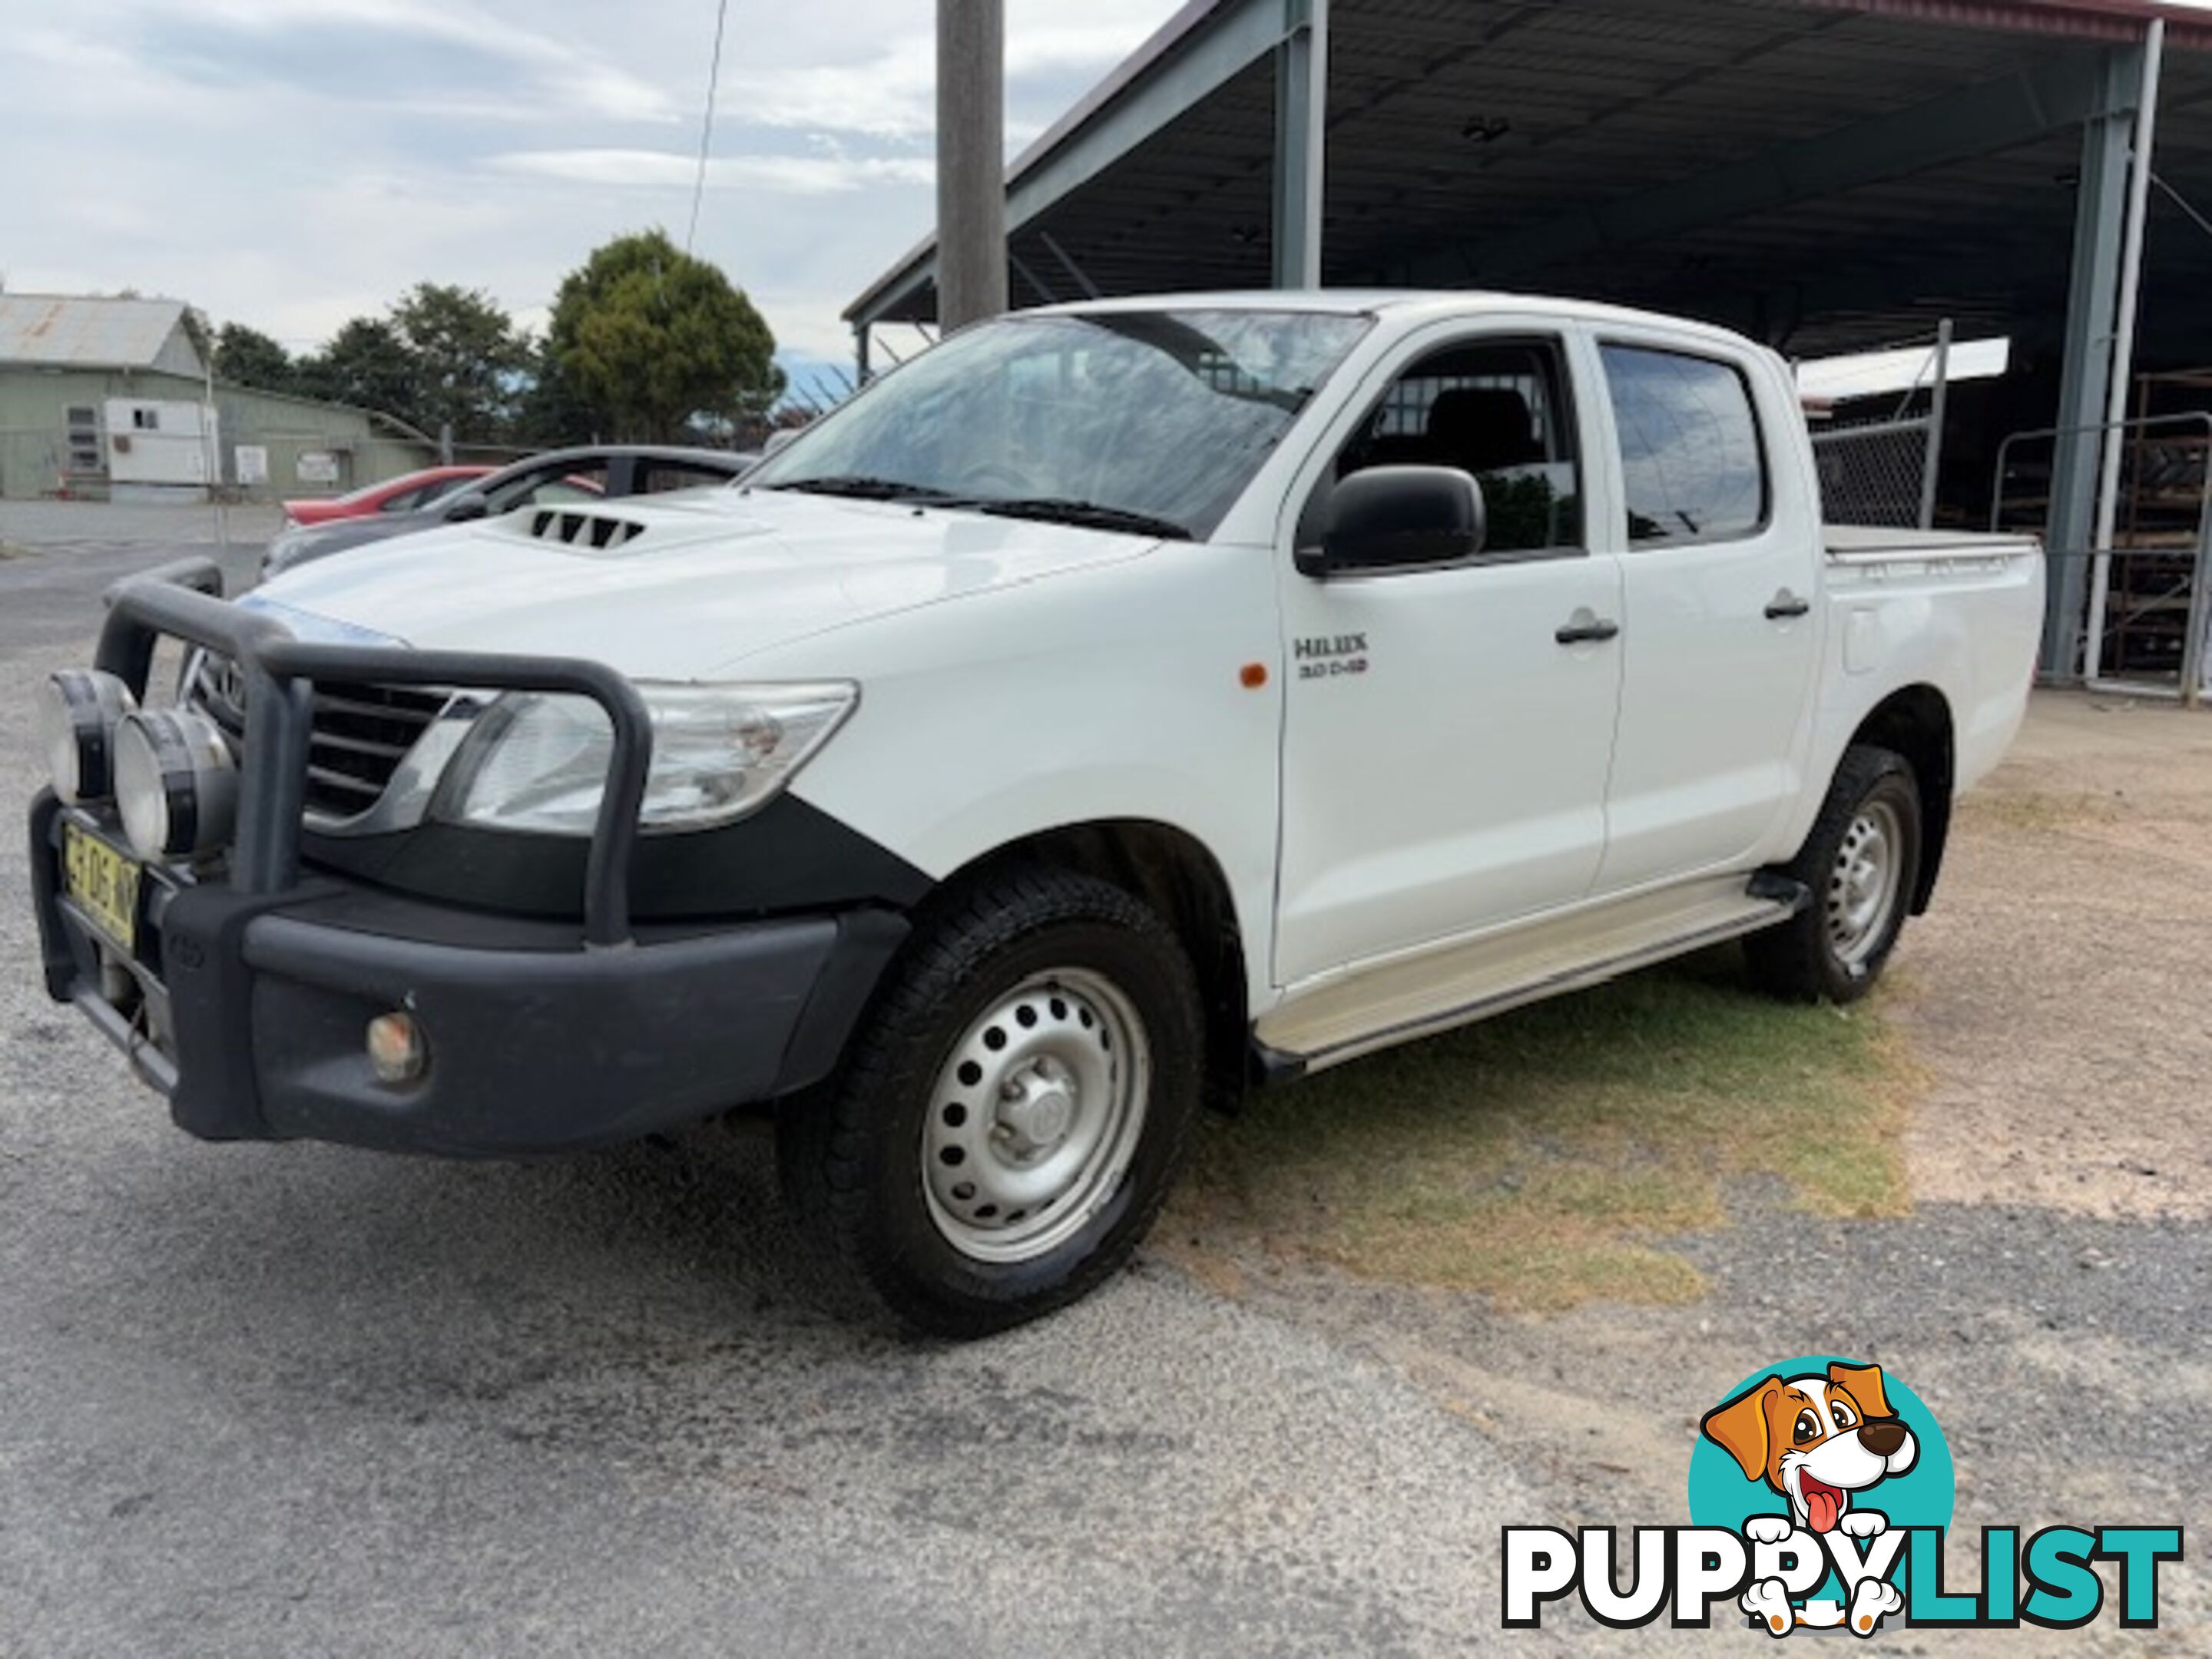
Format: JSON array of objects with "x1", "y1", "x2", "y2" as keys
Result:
[
  {"x1": 1336, "y1": 337, "x2": 1582, "y2": 555},
  {"x1": 487, "y1": 461, "x2": 611, "y2": 512},
  {"x1": 416, "y1": 475, "x2": 475, "y2": 507},
  {"x1": 747, "y1": 309, "x2": 1374, "y2": 541},
  {"x1": 638, "y1": 461, "x2": 737, "y2": 494},
  {"x1": 1600, "y1": 344, "x2": 1768, "y2": 545}
]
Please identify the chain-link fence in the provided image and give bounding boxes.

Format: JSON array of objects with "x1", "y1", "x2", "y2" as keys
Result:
[
  {"x1": 1810, "y1": 416, "x2": 1939, "y2": 528},
  {"x1": 1805, "y1": 323, "x2": 1953, "y2": 529}
]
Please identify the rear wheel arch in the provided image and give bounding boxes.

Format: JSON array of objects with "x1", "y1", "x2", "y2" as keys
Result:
[{"x1": 1845, "y1": 685, "x2": 1954, "y2": 914}]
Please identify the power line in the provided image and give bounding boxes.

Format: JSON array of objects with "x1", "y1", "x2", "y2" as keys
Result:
[{"x1": 686, "y1": 0, "x2": 733, "y2": 254}]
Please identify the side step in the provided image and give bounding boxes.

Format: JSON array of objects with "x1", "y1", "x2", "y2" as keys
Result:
[{"x1": 1255, "y1": 874, "x2": 1807, "y2": 1079}]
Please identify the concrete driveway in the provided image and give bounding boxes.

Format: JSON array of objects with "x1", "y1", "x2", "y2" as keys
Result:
[{"x1": 1, "y1": 504, "x2": 2203, "y2": 1654}]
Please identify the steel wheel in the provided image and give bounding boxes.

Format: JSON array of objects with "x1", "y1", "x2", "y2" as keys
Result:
[
  {"x1": 921, "y1": 967, "x2": 1151, "y2": 1265},
  {"x1": 1824, "y1": 799, "x2": 1906, "y2": 970}
]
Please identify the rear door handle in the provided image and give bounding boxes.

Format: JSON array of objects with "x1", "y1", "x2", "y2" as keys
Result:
[
  {"x1": 1555, "y1": 609, "x2": 1621, "y2": 646},
  {"x1": 1765, "y1": 590, "x2": 1812, "y2": 621}
]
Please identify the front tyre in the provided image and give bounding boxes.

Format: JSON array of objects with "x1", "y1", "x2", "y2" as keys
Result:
[
  {"x1": 778, "y1": 868, "x2": 1203, "y2": 1336},
  {"x1": 1744, "y1": 745, "x2": 1922, "y2": 1004}
]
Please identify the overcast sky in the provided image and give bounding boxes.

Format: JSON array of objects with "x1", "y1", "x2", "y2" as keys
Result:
[{"x1": 0, "y1": 0, "x2": 1184, "y2": 378}]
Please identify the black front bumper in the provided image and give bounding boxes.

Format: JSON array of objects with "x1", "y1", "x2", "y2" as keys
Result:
[
  {"x1": 28, "y1": 559, "x2": 909, "y2": 1158},
  {"x1": 33, "y1": 791, "x2": 906, "y2": 1157}
]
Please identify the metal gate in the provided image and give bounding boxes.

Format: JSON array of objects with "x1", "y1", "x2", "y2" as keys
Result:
[{"x1": 1992, "y1": 411, "x2": 2212, "y2": 703}]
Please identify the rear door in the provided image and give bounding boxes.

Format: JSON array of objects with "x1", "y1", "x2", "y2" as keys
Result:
[
  {"x1": 1272, "y1": 325, "x2": 1626, "y2": 985},
  {"x1": 1589, "y1": 337, "x2": 1822, "y2": 893}
]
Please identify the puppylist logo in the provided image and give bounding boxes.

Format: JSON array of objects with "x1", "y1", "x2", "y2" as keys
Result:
[{"x1": 1502, "y1": 1356, "x2": 2182, "y2": 1637}]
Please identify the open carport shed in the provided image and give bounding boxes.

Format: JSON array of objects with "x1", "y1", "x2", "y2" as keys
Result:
[{"x1": 846, "y1": 0, "x2": 2212, "y2": 685}]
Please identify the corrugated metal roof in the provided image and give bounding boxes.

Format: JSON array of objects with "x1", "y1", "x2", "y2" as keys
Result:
[
  {"x1": 847, "y1": 0, "x2": 2212, "y2": 361},
  {"x1": 0, "y1": 293, "x2": 195, "y2": 371}
]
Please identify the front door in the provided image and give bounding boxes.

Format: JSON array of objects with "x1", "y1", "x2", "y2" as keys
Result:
[{"x1": 1273, "y1": 330, "x2": 1625, "y2": 987}]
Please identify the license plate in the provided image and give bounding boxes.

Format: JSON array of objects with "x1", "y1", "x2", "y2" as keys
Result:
[{"x1": 62, "y1": 822, "x2": 142, "y2": 954}]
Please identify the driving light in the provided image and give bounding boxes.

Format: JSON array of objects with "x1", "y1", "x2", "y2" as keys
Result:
[
  {"x1": 435, "y1": 682, "x2": 858, "y2": 836},
  {"x1": 114, "y1": 709, "x2": 240, "y2": 861},
  {"x1": 39, "y1": 670, "x2": 137, "y2": 803},
  {"x1": 366, "y1": 1012, "x2": 428, "y2": 1084}
]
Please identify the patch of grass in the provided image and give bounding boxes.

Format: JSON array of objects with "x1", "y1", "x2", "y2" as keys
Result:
[{"x1": 1169, "y1": 949, "x2": 1917, "y2": 1312}]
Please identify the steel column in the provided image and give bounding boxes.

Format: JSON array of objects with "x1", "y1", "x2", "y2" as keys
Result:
[
  {"x1": 1272, "y1": 0, "x2": 1328, "y2": 290},
  {"x1": 2043, "y1": 43, "x2": 2146, "y2": 679},
  {"x1": 2085, "y1": 18, "x2": 2167, "y2": 684}
]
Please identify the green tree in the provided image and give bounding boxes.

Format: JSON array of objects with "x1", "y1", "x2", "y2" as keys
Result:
[
  {"x1": 296, "y1": 317, "x2": 418, "y2": 422},
  {"x1": 213, "y1": 323, "x2": 295, "y2": 392},
  {"x1": 515, "y1": 334, "x2": 603, "y2": 446},
  {"x1": 546, "y1": 230, "x2": 782, "y2": 442},
  {"x1": 390, "y1": 282, "x2": 529, "y2": 442}
]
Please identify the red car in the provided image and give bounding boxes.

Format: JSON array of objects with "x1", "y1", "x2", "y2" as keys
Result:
[{"x1": 281, "y1": 465, "x2": 494, "y2": 527}]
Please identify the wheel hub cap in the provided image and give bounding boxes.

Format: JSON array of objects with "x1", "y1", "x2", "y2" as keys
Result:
[
  {"x1": 1825, "y1": 801, "x2": 1904, "y2": 970},
  {"x1": 998, "y1": 1060, "x2": 1077, "y2": 1155},
  {"x1": 922, "y1": 969, "x2": 1151, "y2": 1265}
]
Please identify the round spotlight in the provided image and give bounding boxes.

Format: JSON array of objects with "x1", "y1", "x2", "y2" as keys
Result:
[
  {"x1": 38, "y1": 671, "x2": 137, "y2": 804},
  {"x1": 114, "y1": 710, "x2": 239, "y2": 861}
]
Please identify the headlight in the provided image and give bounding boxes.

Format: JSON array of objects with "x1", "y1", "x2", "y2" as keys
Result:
[
  {"x1": 114, "y1": 710, "x2": 240, "y2": 860},
  {"x1": 434, "y1": 682, "x2": 857, "y2": 836},
  {"x1": 39, "y1": 670, "x2": 137, "y2": 803}
]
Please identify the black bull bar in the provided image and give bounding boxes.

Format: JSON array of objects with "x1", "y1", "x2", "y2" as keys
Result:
[{"x1": 89, "y1": 556, "x2": 654, "y2": 946}]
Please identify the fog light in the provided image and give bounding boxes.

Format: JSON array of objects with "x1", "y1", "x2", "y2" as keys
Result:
[
  {"x1": 38, "y1": 670, "x2": 137, "y2": 803},
  {"x1": 114, "y1": 710, "x2": 238, "y2": 862},
  {"x1": 366, "y1": 1012, "x2": 427, "y2": 1084}
]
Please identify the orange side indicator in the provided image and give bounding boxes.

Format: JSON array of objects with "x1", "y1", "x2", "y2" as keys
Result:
[{"x1": 1240, "y1": 663, "x2": 1269, "y2": 689}]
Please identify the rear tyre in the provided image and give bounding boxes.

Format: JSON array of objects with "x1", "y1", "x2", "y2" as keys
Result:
[
  {"x1": 1744, "y1": 744, "x2": 1922, "y2": 1005},
  {"x1": 777, "y1": 867, "x2": 1203, "y2": 1337}
]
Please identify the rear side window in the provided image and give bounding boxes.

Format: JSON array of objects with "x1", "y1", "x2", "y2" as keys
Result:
[{"x1": 1599, "y1": 345, "x2": 1768, "y2": 545}]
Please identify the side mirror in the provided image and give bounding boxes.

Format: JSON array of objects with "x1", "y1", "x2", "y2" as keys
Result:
[
  {"x1": 443, "y1": 496, "x2": 490, "y2": 522},
  {"x1": 762, "y1": 427, "x2": 803, "y2": 457},
  {"x1": 1302, "y1": 465, "x2": 1485, "y2": 578}
]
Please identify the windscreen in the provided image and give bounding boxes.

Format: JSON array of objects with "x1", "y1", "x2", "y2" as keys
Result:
[{"x1": 747, "y1": 309, "x2": 1373, "y2": 541}]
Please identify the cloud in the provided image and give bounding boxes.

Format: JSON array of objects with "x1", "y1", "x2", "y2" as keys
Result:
[
  {"x1": 161, "y1": 0, "x2": 681, "y2": 122},
  {"x1": 490, "y1": 150, "x2": 936, "y2": 195},
  {"x1": 0, "y1": 0, "x2": 1186, "y2": 381}
]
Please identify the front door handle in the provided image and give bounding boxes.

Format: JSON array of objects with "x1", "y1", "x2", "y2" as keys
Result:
[
  {"x1": 1555, "y1": 609, "x2": 1621, "y2": 646},
  {"x1": 1765, "y1": 590, "x2": 1812, "y2": 621}
]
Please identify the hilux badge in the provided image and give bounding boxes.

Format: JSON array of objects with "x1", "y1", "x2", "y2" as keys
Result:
[{"x1": 1295, "y1": 634, "x2": 1369, "y2": 680}]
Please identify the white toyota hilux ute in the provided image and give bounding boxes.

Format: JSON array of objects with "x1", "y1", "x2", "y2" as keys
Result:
[{"x1": 31, "y1": 292, "x2": 2044, "y2": 1333}]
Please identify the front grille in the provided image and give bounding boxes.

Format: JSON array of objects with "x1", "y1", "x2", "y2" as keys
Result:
[{"x1": 188, "y1": 654, "x2": 449, "y2": 822}]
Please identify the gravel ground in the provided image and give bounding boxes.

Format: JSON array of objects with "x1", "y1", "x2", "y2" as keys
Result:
[{"x1": 0, "y1": 503, "x2": 2204, "y2": 1654}]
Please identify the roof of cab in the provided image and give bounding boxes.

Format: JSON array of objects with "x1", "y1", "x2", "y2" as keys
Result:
[{"x1": 1023, "y1": 288, "x2": 1770, "y2": 350}]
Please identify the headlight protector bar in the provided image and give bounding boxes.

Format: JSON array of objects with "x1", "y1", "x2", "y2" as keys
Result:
[{"x1": 95, "y1": 558, "x2": 654, "y2": 947}]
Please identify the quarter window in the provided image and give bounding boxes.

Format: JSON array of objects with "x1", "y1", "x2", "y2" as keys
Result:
[
  {"x1": 1600, "y1": 345, "x2": 1768, "y2": 545},
  {"x1": 1336, "y1": 338, "x2": 1583, "y2": 555}
]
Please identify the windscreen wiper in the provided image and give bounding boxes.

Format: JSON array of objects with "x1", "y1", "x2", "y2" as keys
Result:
[
  {"x1": 972, "y1": 498, "x2": 1194, "y2": 541},
  {"x1": 763, "y1": 476, "x2": 956, "y2": 502}
]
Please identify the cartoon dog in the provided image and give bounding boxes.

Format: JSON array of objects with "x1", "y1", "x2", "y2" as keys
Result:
[{"x1": 1701, "y1": 1362, "x2": 1919, "y2": 1637}]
